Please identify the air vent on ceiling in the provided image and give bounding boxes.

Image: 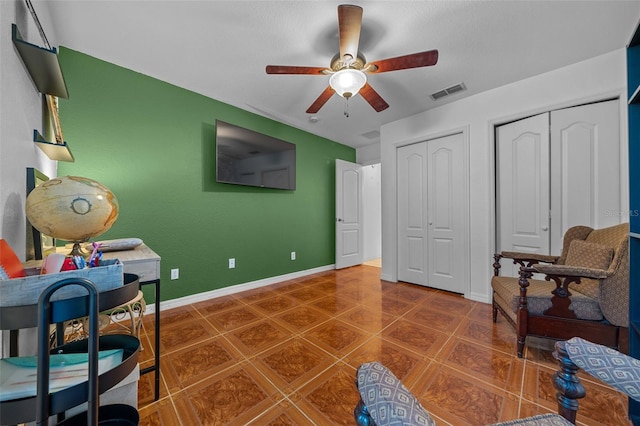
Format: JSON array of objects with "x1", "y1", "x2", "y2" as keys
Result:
[
  {"x1": 430, "y1": 82, "x2": 467, "y2": 101},
  {"x1": 361, "y1": 130, "x2": 380, "y2": 140}
]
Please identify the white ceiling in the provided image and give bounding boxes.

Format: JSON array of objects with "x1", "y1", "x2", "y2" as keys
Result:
[{"x1": 36, "y1": 0, "x2": 640, "y2": 149}]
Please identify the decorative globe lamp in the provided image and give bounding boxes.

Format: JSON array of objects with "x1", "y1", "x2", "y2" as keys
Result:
[{"x1": 25, "y1": 176, "x2": 119, "y2": 256}]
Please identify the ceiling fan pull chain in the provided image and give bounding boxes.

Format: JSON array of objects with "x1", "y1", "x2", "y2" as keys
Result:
[{"x1": 344, "y1": 98, "x2": 350, "y2": 118}]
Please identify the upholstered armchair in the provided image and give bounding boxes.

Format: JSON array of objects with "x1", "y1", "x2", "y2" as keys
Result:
[
  {"x1": 354, "y1": 337, "x2": 640, "y2": 425},
  {"x1": 491, "y1": 223, "x2": 629, "y2": 357}
]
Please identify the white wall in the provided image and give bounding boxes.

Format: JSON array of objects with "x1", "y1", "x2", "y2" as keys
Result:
[
  {"x1": 1, "y1": 0, "x2": 56, "y2": 261},
  {"x1": 381, "y1": 49, "x2": 628, "y2": 303},
  {"x1": 356, "y1": 142, "x2": 381, "y2": 166},
  {"x1": 362, "y1": 164, "x2": 381, "y2": 262}
]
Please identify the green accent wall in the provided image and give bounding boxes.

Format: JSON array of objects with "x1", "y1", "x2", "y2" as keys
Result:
[{"x1": 56, "y1": 48, "x2": 355, "y2": 303}]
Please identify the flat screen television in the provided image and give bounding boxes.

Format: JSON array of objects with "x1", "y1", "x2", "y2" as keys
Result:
[{"x1": 215, "y1": 120, "x2": 296, "y2": 190}]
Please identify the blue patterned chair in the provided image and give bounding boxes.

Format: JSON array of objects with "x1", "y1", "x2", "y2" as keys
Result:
[{"x1": 354, "y1": 337, "x2": 640, "y2": 425}]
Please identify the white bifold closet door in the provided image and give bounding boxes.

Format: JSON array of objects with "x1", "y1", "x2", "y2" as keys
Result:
[
  {"x1": 397, "y1": 132, "x2": 466, "y2": 294},
  {"x1": 496, "y1": 99, "x2": 621, "y2": 276}
]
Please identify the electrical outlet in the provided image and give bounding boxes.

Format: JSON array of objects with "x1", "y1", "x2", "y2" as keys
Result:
[
  {"x1": 228, "y1": 258, "x2": 235, "y2": 269},
  {"x1": 290, "y1": 251, "x2": 296, "y2": 260},
  {"x1": 171, "y1": 268, "x2": 179, "y2": 280}
]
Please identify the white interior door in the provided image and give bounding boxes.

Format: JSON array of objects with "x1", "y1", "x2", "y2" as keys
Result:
[
  {"x1": 426, "y1": 133, "x2": 465, "y2": 293},
  {"x1": 496, "y1": 112, "x2": 551, "y2": 276},
  {"x1": 549, "y1": 99, "x2": 620, "y2": 252},
  {"x1": 397, "y1": 133, "x2": 466, "y2": 293},
  {"x1": 335, "y1": 159, "x2": 363, "y2": 269},
  {"x1": 397, "y1": 143, "x2": 428, "y2": 284}
]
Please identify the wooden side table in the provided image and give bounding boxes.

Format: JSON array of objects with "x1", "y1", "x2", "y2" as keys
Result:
[{"x1": 102, "y1": 244, "x2": 161, "y2": 402}]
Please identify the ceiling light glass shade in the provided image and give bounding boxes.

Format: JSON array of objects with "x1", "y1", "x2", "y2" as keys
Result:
[{"x1": 329, "y1": 69, "x2": 367, "y2": 98}]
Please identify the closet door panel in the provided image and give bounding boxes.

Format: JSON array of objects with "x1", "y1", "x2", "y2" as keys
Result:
[
  {"x1": 496, "y1": 113, "x2": 550, "y2": 276},
  {"x1": 397, "y1": 144, "x2": 428, "y2": 285},
  {"x1": 426, "y1": 133, "x2": 465, "y2": 293},
  {"x1": 550, "y1": 100, "x2": 621, "y2": 252}
]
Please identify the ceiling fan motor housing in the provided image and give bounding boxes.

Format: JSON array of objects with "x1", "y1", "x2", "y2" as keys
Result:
[{"x1": 330, "y1": 53, "x2": 367, "y2": 71}]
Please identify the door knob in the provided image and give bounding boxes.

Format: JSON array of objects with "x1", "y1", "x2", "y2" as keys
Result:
[
  {"x1": 542, "y1": 226, "x2": 548, "y2": 231},
  {"x1": 337, "y1": 218, "x2": 343, "y2": 222}
]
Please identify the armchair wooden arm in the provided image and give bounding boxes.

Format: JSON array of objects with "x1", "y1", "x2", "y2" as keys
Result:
[
  {"x1": 532, "y1": 264, "x2": 610, "y2": 280},
  {"x1": 493, "y1": 252, "x2": 559, "y2": 276}
]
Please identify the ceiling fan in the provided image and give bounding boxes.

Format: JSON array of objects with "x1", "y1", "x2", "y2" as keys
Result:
[{"x1": 266, "y1": 4, "x2": 438, "y2": 115}]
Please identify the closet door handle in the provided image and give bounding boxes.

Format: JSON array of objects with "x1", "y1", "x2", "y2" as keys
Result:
[{"x1": 542, "y1": 226, "x2": 548, "y2": 231}]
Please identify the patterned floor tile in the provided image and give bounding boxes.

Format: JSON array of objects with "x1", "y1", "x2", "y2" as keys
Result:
[
  {"x1": 404, "y1": 304, "x2": 464, "y2": 333},
  {"x1": 226, "y1": 318, "x2": 293, "y2": 355},
  {"x1": 250, "y1": 294, "x2": 298, "y2": 315},
  {"x1": 344, "y1": 335, "x2": 432, "y2": 388},
  {"x1": 272, "y1": 304, "x2": 331, "y2": 333},
  {"x1": 304, "y1": 318, "x2": 371, "y2": 357},
  {"x1": 245, "y1": 400, "x2": 315, "y2": 425},
  {"x1": 152, "y1": 317, "x2": 219, "y2": 354},
  {"x1": 172, "y1": 362, "x2": 283, "y2": 425},
  {"x1": 138, "y1": 397, "x2": 182, "y2": 426},
  {"x1": 251, "y1": 337, "x2": 337, "y2": 393},
  {"x1": 381, "y1": 318, "x2": 450, "y2": 358},
  {"x1": 192, "y1": 294, "x2": 243, "y2": 316},
  {"x1": 412, "y1": 363, "x2": 520, "y2": 425},
  {"x1": 435, "y1": 337, "x2": 524, "y2": 393},
  {"x1": 292, "y1": 362, "x2": 361, "y2": 426},
  {"x1": 337, "y1": 304, "x2": 396, "y2": 332},
  {"x1": 162, "y1": 335, "x2": 244, "y2": 393},
  {"x1": 135, "y1": 265, "x2": 629, "y2": 426},
  {"x1": 204, "y1": 304, "x2": 263, "y2": 332}
]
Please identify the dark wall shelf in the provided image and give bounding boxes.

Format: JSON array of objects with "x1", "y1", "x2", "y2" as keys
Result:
[
  {"x1": 33, "y1": 130, "x2": 74, "y2": 162},
  {"x1": 12, "y1": 23, "x2": 74, "y2": 162},
  {"x1": 11, "y1": 24, "x2": 68, "y2": 99}
]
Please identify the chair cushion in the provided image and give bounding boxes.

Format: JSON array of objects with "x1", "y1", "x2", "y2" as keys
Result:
[
  {"x1": 356, "y1": 361, "x2": 436, "y2": 426},
  {"x1": 563, "y1": 337, "x2": 640, "y2": 402},
  {"x1": 491, "y1": 276, "x2": 603, "y2": 321},
  {"x1": 564, "y1": 240, "x2": 613, "y2": 270},
  {"x1": 563, "y1": 240, "x2": 613, "y2": 300}
]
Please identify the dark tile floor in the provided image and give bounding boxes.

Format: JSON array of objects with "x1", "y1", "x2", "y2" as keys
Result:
[{"x1": 135, "y1": 265, "x2": 630, "y2": 425}]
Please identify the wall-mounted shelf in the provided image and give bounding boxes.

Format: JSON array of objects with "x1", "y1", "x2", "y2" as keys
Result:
[
  {"x1": 12, "y1": 23, "x2": 74, "y2": 162},
  {"x1": 11, "y1": 24, "x2": 68, "y2": 99},
  {"x1": 33, "y1": 130, "x2": 74, "y2": 162},
  {"x1": 630, "y1": 85, "x2": 640, "y2": 105}
]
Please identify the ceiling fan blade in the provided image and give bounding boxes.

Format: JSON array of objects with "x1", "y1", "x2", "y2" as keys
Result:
[
  {"x1": 365, "y1": 49, "x2": 439, "y2": 73},
  {"x1": 306, "y1": 86, "x2": 335, "y2": 113},
  {"x1": 266, "y1": 65, "x2": 329, "y2": 75},
  {"x1": 360, "y1": 83, "x2": 389, "y2": 112},
  {"x1": 338, "y1": 4, "x2": 363, "y2": 63}
]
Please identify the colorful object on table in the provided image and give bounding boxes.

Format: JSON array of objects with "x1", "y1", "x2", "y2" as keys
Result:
[
  {"x1": 41, "y1": 253, "x2": 66, "y2": 274},
  {"x1": 72, "y1": 256, "x2": 86, "y2": 270},
  {"x1": 88, "y1": 242, "x2": 102, "y2": 267},
  {"x1": 0, "y1": 239, "x2": 25, "y2": 279},
  {"x1": 60, "y1": 257, "x2": 77, "y2": 271}
]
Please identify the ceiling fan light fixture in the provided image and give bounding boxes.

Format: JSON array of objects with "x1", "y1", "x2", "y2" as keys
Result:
[{"x1": 329, "y1": 69, "x2": 367, "y2": 98}]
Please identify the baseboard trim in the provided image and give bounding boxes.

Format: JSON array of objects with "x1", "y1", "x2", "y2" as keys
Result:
[
  {"x1": 145, "y1": 264, "x2": 335, "y2": 314},
  {"x1": 380, "y1": 273, "x2": 395, "y2": 282},
  {"x1": 466, "y1": 292, "x2": 491, "y2": 304}
]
